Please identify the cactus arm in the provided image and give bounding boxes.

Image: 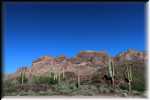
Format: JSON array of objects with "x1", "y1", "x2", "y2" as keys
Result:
[
  {"x1": 77, "y1": 72, "x2": 80, "y2": 88},
  {"x1": 56, "y1": 72, "x2": 58, "y2": 80},
  {"x1": 112, "y1": 59, "x2": 115, "y2": 88},
  {"x1": 125, "y1": 63, "x2": 133, "y2": 95},
  {"x1": 108, "y1": 58, "x2": 113, "y2": 77},
  {"x1": 21, "y1": 72, "x2": 24, "y2": 85},
  {"x1": 107, "y1": 57, "x2": 115, "y2": 88},
  {"x1": 62, "y1": 67, "x2": 65, "y2": 79},
  {"x1": 21, "y1": 72, "x2": 23, "y2": 85},
  {"x1": 129, "y1": 64, "x2": 133, "y2": 81},
  {"x1": 58, "y1": 72, "x2": 60, "y2": 83},
  {"x1": 54, "y1": 72, "x2": 56, "y2": 80},
  {"x1": 49, "y1": 71, "x2": 51, "y2": 77}
]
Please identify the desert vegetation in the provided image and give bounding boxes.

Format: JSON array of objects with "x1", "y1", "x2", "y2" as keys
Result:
[{"x1": 3, "y1": 49, "x2": 147, "y2": 97}]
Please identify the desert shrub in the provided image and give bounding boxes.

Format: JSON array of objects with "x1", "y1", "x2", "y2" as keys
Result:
[
  {"x1": 71, "y1": 85, "x2": 99, "y2": 96},
  {"x1": 63, "y1": 72, "x2": 76, "y2": 80},
  {"x1": 97, "y1": 84, "x2": 112, "y2": 94},
  {"x1": 91, "y1": 72, "x2": 101, "y2": 84},
  {"x1": 3, "y1": 79, "x2": 18, "y2": 96},
  {"x1": 131, "y1": 63, "x2": 146, "y2": 92},
  {"x1": 17, "y1": 91, "x2": 30, "y2": 96},
  {"x1": 116, "y1": 61, "x2": 146, "y2": 93},
  {"x1": 55, "y1": 82, "x2": 77, "y2": 95},
  {"x1": 17, "y1": 89, "x2": 54, "y2": 96},
  {"x1": 132, "y1": 81, "x2": 146, "y2": 92},
  {"x1": 32, "y1": 75, "x2": 58, "y2": 85},
  {"x1": 119, "y1": 83, "x2": 128, "y2": 90},
  {"x1": 132, "y1": 90, "x2": 142, "y2": 96}
]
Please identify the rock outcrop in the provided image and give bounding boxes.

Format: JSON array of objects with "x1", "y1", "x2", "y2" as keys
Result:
[
  {"x1": 115, "y1": 49, "x2": 147, "y2": 63},
  {"x1": 7, "y1": 49, "x2": 147, "y2": 82}
]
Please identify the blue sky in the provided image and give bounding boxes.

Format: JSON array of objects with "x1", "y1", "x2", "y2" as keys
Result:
[{"x1": 3, "y1": 2, "x2": 146, "y2": 73}]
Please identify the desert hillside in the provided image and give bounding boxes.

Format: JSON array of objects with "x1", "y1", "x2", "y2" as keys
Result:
[{"x1": 3, "y1": 49, "x2": 147, "y2": 97}]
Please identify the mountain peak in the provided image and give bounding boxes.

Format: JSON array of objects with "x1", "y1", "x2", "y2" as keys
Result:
[{"x1": 32, "y1": 56, "x2": 53, "y2": 64}]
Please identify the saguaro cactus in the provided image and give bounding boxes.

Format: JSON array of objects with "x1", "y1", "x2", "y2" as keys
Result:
[
  {"x1": 62, "y1": 67, "x2": 65, "y2": 79},
  {"x1": 77, "y1": 72, "x2": 80, "y2": 88},
  {"x1": 54, "y1": 72, "x2": 57, "y2": 80},
  {"x1": 126, "y1": 63, "x2": 133, "y2": 95},
  {"x1": 49, "y1": 71, "x2": 51, "y2": 77},
  {"x1": 21, "y1": 72, "x2": 24, "y2": 85},
  {"x1": 58, "y1": 72, "x2": 61, "y2": 83},
  {"x1": 108, "y1": 57, "x2": 115, "y2": 87},
  {"x1": 20, "y1": 71, "x2": 26, "y2": 85}
]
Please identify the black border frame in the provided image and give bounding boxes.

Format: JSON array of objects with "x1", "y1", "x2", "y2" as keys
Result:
[{"x1": 1, "y1": 0, "x2": 149, "y2": 98}]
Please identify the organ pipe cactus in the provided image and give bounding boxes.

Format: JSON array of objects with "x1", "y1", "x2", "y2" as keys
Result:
[{"x1": 108, "y1": 57, "x2": 115, "y2": 88}]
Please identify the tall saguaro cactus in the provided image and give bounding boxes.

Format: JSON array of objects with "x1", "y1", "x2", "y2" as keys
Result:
[
  {"x1": 126, "y1": 63, "x2": 133, "y2": 95},
  {"x1": 77, "y1": 72, "x2": 80, "y2": 88},
  {"x1": 58, "y1": 72, "x2": 61, "y2": 83},
  {"x1": 62, "y1": 67, "x2": 65, "y2": 79},
  {"x1": 54, "y1": 72, "x2": 57, "y2": 80},
  {"x1": 20, "y1": 71, "x2": 25, "y2": 85},
  {"x1": 21, "y1": 72, "x2": 23, "y2": 85},
  {"x1": 108, "y1": 57, "x2": 115, "y2": 88}
]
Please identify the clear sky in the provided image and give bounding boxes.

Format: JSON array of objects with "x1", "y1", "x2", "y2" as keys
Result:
[{"x1": 3, "y1": 2, "x2": 146, "y2": 73}]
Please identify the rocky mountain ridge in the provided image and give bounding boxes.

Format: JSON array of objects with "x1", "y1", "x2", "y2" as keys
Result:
[{"x1": 7, "y1": 49, "x2": 147, "y2": 81}]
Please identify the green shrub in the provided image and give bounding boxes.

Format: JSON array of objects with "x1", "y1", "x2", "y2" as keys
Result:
[
  {"x1": 32, "y1": 75, "x2": 58, "y2": 85},
  {"x1": 55, "y1": 82, "x2": 77, "y2": 95},
  {"x1": 115, "y1": 61, "x2": 146, "y2": 93},
  {"x1": 131, "y1": 65, "x2": 146, "y2": 92},
  {"x1": 97, "y1": 84, "x2": 111, "y2": 94},
  {"x1": 132, "y1": 81, "x2": 146, "y2": 92},
  {"x1": 119, "y1": 83, "x2": 128, "y2": 90},
  {"x1": 71, "y1": 85, "x2": 99, "y2": 96},
  {"x1": 3, "y1": 79, "x2": 18, "y2": 96}
]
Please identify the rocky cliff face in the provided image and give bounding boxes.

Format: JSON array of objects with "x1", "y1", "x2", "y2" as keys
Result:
[
  {"x1": 115, "y1": 49, "x2": 147, "y2": 63},
  {"x1": 7, "y1": 49, "x2": 147, "y2": 81}
]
